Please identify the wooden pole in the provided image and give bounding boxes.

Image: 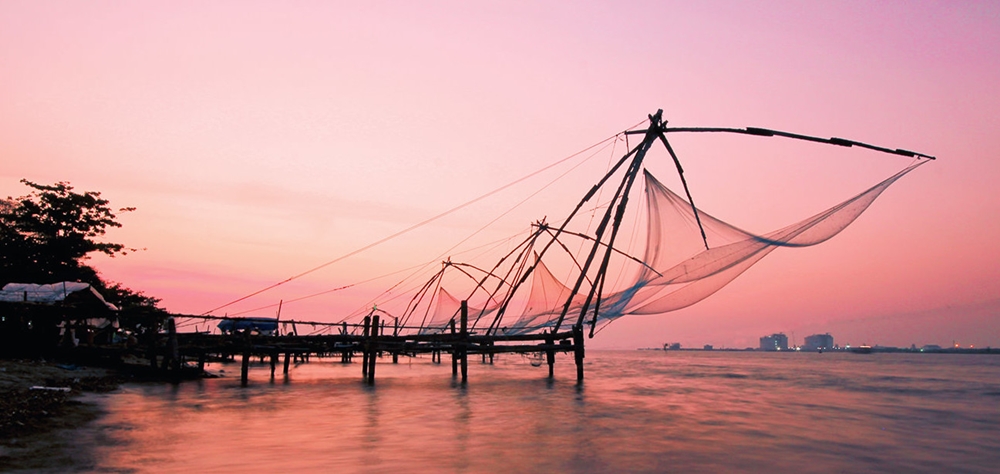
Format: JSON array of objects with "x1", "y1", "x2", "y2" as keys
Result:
[
  {"x1": 167, "y1": 318, "x2": 180, "y2": 373},
  {"x1": 553, "y1": 110, "x2": 663, "y2": 334},
  {"x1": 573, "y1": 325, "x2": 585, "y2": 382},
  {"x1": 283, "y1": 352, "x2": 291, "y2": 375},
  {"x1": 361, "y1": 315, "x2": 371, "y2": 379},
  {"x1": 241, "y1": 351, "x2": 250, "y2": 387},
  {"x1": 368, "y1": 315, "x2": 379, "y2": 385},
  {"x1": 450, "y1": 319, "x2": 457, "y2": 377},
  {"x1": 546, "y1": 332, "x2": 555, "y2": 379},
  {"x1": 460, "y1": 301, "x2": 468, "y2": 384},
  {"x1": 241, "y1": 331, "x2": 251, "y2": 387},
  {"x1": 392, "y1": 317, "x2": 399, "y2": 364}
]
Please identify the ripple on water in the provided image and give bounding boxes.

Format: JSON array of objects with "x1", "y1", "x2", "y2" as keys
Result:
[{"x1": 30, "y1": 351, "x2": 996, "y2": 473}]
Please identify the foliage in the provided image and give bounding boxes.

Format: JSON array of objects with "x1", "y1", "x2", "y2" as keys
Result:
[
  {"x1": 1, "y1": 180, "x2": 165, "y2": 326},
  {"x1": 103, "y1": 282, "x2": 169, "y2": 333},
  {"x1": 1, "y1": 179, "x2": 135, "y2": 285}
]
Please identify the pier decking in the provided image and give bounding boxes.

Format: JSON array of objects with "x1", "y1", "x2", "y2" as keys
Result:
[{"x1": 157, "y1": 303, "x2": 585, "y2": 386}]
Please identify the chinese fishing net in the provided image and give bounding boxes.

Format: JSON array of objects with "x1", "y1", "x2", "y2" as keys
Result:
[{"x1": 488, "y1": 160, "x2": 927, "y2": 334}]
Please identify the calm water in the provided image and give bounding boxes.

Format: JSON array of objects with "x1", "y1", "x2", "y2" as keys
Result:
[{"x1": 42, "y1": 351, "x2": 1000, "y2": 472}]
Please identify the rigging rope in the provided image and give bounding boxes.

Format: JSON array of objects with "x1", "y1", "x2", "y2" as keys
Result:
[
  {"x1": 226, "y1": 132, "x2": 624, "y2": 322},
  {"x1": 201, "y1": 124, "x2": 643, "y2": 316}
]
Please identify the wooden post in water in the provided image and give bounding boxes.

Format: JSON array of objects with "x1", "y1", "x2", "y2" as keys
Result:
[
  {"x1": 283, "y1": 352, "x2": 291, "y2": 375},
  {"x1": 460, "y1": 300, "x2": 468, "y2": 384},
  {"x1": 269, "y1": 352, "x2": 278, "y2": 379},
  {"x1": 545, "y1": 331, "x2": 556, "y2": 379},
  {"x1": 392, "y1": 317, "x2": 399, "y2": 364},
  {"x1": 361, "y1": 315, "x2": 371, "y2": 379},
  {"x1": 573, "y1": 325, "x2": 585, "y2": 382},
  {"x1": 167, "y1": 317, "x2": 180, "y2": 372},
  {"x1": 367, "y1": 315, "x2": 380, "y2": 385},
  {"x1": 450, "y1": 319, "x2": 457, "y2": 377},
  {"x1": 241, "y1": 331, "x2": 251, "y2": 387}
]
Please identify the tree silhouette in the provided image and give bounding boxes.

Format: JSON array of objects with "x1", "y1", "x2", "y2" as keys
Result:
[
  {"x1": 1, "y1": 179, "x2": 135, "y2": 284},
  {"x1": 0, "y1": 180, "x2": 164, "y2": 315}
]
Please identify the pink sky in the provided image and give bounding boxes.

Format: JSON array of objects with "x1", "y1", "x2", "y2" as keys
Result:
[{"x1": 2, "y1": 1, "x2": 998, "y2": 349}]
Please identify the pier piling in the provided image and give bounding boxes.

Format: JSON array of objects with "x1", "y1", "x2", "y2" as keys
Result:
[
  {"x1": 361, "y1": 315, "x2": 371, "y2": 379},
  {"x1": 460, "y1": 301, "x2": 468, "y2": 384},
  {"x1": 546, "y1": 332, "x2": 555, "y2": 379},
  {"x1": 367, "y1": 315, "x2": 379, "y2": 385},
  {"x1": 450, "y1": 319, "x2": 458, "y2": 377},
  {"x1": 573, "y1": 325, "x2": 585, "y2": 382},
  {"x1": 152, "y1": 313, "x2": 587, "y2": 388}
]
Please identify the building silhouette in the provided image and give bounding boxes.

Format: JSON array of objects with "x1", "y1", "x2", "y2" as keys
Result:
[
  {"x1": 803, "y1": 333, "x2": 834, "y2": 351},
  {"x1": 759, "y1": 333, "x2": 788, "y2": 351}
]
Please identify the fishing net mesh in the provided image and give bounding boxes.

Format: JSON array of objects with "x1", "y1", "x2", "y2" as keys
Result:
[{"x1": 481, "y1": 160, "x2": 926, "y2": 333}]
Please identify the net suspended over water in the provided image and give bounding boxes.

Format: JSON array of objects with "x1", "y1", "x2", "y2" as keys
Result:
[
  {"x1": 422, "y1": 160, "x2": 926, "y2": 336},
  {"x1": 196, "y1": 112, "x2": 933, "y2": 338}
]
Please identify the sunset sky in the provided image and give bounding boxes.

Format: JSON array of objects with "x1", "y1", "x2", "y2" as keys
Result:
[{"x1": 2, "y1": 1, "x2": 998, "y2": 349}]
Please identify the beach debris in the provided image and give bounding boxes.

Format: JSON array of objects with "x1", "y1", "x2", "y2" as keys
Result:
[{"x1": 28, "y1": 386, "x2": 71, "y2": 392}]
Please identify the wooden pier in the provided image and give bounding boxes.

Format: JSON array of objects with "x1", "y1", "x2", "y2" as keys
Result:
[{"x1": 151, "y1": 302, "x2": 585, "y2": 386}]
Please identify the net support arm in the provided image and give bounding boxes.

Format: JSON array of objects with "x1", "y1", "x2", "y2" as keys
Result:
[{"x1": 624, "y1": 126, "x2": 935, "y2": 160}]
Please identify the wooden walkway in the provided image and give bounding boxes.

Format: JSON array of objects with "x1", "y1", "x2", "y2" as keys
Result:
[{"x1": 155, "y1": 302, "x2": 586, "y2": 386}]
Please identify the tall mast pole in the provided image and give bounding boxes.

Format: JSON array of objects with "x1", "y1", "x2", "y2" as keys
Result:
[{"x1": 551, "y1": 110, "x2": 665, "y2": 334}]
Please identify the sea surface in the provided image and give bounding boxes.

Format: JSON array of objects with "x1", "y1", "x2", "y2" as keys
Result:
[{"x1": 27, "y1": 351, "x2": 1000, "y2": 473}]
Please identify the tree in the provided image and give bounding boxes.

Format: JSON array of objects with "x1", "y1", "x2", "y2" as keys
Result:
[
  {"x1": 0, "y1": 179, "x2": 135, "y2": 285},
  {"x1": 1, "y1": 180, "x2": 163, "y2": 315},
  {"x1": 1, "y1": 179, "x2": 168, "y2": 352},
  {"x1": 103, "y1": 281, "x2": 169, "y2": 334}
]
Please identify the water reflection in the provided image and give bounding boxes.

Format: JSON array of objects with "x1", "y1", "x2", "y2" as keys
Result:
[
  {"x1": 39, "y1": 352, "x2": 996, "y2": 473},
  {"x1": 362, "y1": 386, "x2": 380, "y2": 466},
  {"x1": 453, "y1": 387, "x2": 470, "y2": 471}
]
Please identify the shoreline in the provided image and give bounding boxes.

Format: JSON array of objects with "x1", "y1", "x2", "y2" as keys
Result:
[{"x1": 0, "y1": 359, "x2": 124, "y2": 471}]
